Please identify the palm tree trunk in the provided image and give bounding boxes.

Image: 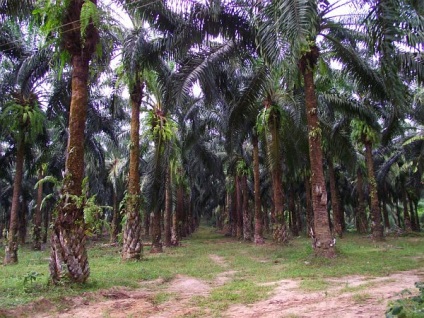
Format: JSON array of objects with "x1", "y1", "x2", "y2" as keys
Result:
[
  {"x1": 413, "y1": 199, "x2": 420, "y2": 231},
  {"x1": 122, "y1": 78, "x2": 143, "y2": 260},
  {"x1": 263, "y1": 203, "x2": 269, "y2": 232},
  {"x1": 304, "y1": 176, "x2": 314, "y2": 237},
  {"x1": 42, "y1": 204, "x2": 49, "y2": 244},
  {"x1": 50, "y1": 54, "x2": 91, "y2": 283},
  {"x1": 252, "y1": 134, "x2": 264, "y2": 244},
  {"x1": 164, "y1": 167, "x2": 172, "y2": 247},
  {"x1": 396, "y1": 199, "x2": 402, "y2": 227},
  {"x1": 241, "y1": 174, "x2": 251, "y2": 241},
  {"x1": 19, "y1": 199, "x2": 27, "y2": 244},
  {"x1": 300, "y1": 47, "x2": 335, "y2": 257},
  {"x1": 402, "y1": 187, "x2": 412, "y2": 232},
  {"x1": 49, "y1": 0, "x2": 100, "y2": 283},
  {"x1": 289, "y1": 186, "x2": 299, "y2": 236},
  {"x1": 268, "y1": 108, "x2": 288, "y2": 243},
  {"x1": 4, "y1": 140, "x2": 24, "y2": 264},
  {"x1": 296, "y1": 197, "x2": 303, "y2": 234},
  {"x1": 171, "y1": 185, "x2": 183, "y2": 246},
  {"x1": 364, "y1": 140, "x2": 384, "y2": 240},
  {"x1": 328, "y1": 158, "x2": 343, "y2": 238},
  {"x1": 236, "y1": 175, "x2": 243, "y2": 239},
  {"x1": 382, "y1": 191, "x2": 390, "y2": 230},
  {"x1": 33, "y1": 167, "x2": 43, "y2": 250},
  {"x1": 224, "y1": 189, "x2": 232, "y2": 236},
  {"x1": 150, "y1": 206, "x2": 163, "y2": 253},
  {"x1": 110, "y1": 190, "x2": 120, "y2": 243},
  {"x1": 408, "y1": 193, "x2": 417, "y2": 231},
  {"x1": 356, "y1": 168, "x2": 368, "y2": 233},
  {"x1": 231, "y1": 187, "x2": 237, "y2": 237}
]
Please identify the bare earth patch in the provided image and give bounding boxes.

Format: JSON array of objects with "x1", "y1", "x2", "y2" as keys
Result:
[
  {"x1": 225, "y1": 270, "x2": 424, "y2": 318},
  {"x1": 1, "y1": 270, "x2": 423, "y2": 318},
  {"x1": 209, "y1": 254, "x2": 229, "y2": 268}
]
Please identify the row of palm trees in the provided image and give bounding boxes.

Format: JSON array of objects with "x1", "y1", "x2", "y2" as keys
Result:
[{"x1": 0, "y1": 0, "x2": 423, "y2": 283}]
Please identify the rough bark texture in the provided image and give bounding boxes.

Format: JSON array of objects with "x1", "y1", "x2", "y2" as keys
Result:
[
  {"x1": 50, "y1": 55, "x2": 91, "y2": 283},
  {"x1": 241, "y1": 175, "x2": 251, "y2": 241},
  {"x1": 122, "y1": 77, "x2": 143, "y2": 260},
  {"x1": 252, "y1": 134, "x2": 264, "y2": 244},
  {"x1": 364, "y1": 140, "x2": 384, "y2": 241},
  {"x1": 32, "y1": 168, "x2": 43, "y2": 250},
  {"x1": 268, "y1": 105, "x2": 288, "y2": 243},
  {"x1": 328, "y1": 159, "x2": 343, "y2": 238},
  {"x1": 4, "y1": 141, "x2": 24, "y2": 264},
  {"x1": 356, "y1": 168, "x2": 368, "y2": 233},
  {"x1": 49, "y1": 0, "x2": 99, "y2": 284},
  {"x1": 271, "y1": 165, "x2": 288, "y2": 243},
  {"x1": 300, "y1": 47, "x2": 335, "y2": 257}
]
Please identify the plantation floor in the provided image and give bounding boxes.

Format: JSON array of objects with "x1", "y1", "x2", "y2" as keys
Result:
[
  {"x1": 1, "y1": 228, "x2": 424, "y2": 317},
  {"x1": 2, "y1": 268, "x2": 423, "y2": 317}
]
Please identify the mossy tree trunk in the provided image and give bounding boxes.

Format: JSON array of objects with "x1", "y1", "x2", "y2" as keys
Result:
[
  {"x1": 50, "y1": 56, "x2": 91, "y2": 283},
  {"x1": 49, "y1": 0, "x2": 99, "y2": 284}
]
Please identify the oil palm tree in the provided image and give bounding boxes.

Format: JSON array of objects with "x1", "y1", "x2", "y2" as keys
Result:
[
  {"x1": 1, "y1": 91, "x2": 45, "y2": 264},
  {"x1": 255, "y1": 0, "x2": 400, "y2": 256},
  {"x1": 37, "y1": 0, "x2": 100, "y2": 283}
]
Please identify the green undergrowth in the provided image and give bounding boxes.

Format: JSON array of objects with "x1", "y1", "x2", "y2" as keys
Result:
[
  {"x1": 386, "y1": 282, "x2": 424, "y2": 317},
  {"x1": 0, "y1": 227, "x2": 424, "y2": 313}
]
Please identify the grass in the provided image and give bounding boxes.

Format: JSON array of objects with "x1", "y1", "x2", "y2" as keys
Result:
[
  {"x1": 1, "y1": 226, "x2": 424, "y2": 314},
  {"x1": 299, "y1": 278, "x2": 330, "y2": 291},
  {"x1": 351, "y1": 292, "x2": 372, "y2": 303}
]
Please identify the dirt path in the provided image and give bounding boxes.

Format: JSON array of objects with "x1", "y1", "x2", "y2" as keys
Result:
[
  {"x1": 2, "y1": 270, "x2": 423, "y2": 317},
  {"x1": 225, "y1": 271, "x2": 424, "y2": 318}
]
